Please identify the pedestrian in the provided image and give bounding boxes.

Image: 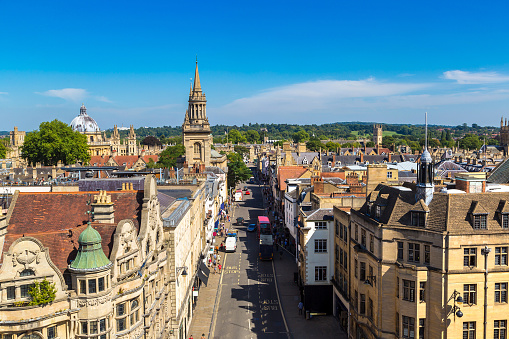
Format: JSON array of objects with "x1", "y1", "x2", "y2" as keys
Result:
[
  {"x1": 189, "y1": 336, "x2": 193, "y2": 339},
  {"x1": 215, "y1": 245, "x2": 219, "y2": 253},
  {"x1": 213, "y1": 259, "x2": 216, "y2": 267},
  {"x1": 213, "y1": 253, "x2": 217, "y2": 261},
  {"x1": 298, "y1": 301, "x2": 303, "y2": 315},
  {"x1": 201, "y1": 334, "x2": 206, "y2": 339},
  {"x1": 218, "y1": 264, "x2": 222, "y2": 273},
  {"x1": 208, "y1": 257, "x2": 211, "y2": 267},
  {"x1": 214, "y1": 265, "x2": 217, "y2": 274}
]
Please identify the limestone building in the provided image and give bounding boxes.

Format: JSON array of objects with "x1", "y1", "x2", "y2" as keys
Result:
[
  {"x1": 7, "y1": 127, "x2": 25, "y2": 159},
  {"x1": 70, "y1": 104, "x2": 139, "y2": 157},
  {"x1": 182, "y1": 61, "x2": 213, "y2": 168}
]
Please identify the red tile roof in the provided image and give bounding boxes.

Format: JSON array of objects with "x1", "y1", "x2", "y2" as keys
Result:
[
  {"x1": 277, "y1": 166, "x2": 309, "y2": 191},
  {"x1": 3, "y1": 191, "x2": 143, "y2": 274}
]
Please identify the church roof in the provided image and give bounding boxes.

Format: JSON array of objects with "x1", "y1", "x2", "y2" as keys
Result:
[{"x1": 70, "y1": 104, "x2": 100, "y2": 133}]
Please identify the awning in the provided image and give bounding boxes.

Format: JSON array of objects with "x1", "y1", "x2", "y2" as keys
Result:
[{"x1": 198, "y1": 261, "x2": 210, "y2": 286}]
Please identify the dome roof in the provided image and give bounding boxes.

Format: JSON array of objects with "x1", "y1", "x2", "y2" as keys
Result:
[
  {"x1": 70, "y1": 223, "x2": 111, "y2": 271},
  {"x1": 421, "y1": 149, "x2": 432, "y2": 163},
  {"x1": 70, "y1": 104, "x2": 100, "y2": 133}
]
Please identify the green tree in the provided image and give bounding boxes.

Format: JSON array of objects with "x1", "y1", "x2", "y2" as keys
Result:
[
  {"x1": 459, "y1": 134, "x2": 482, "y2": 150},
  {"x1": 156, "y1": 144, "x2": 186, "y2": 168},
  {"x1": 224, "y1": 129, "x2": 247, "y2": 144},
  {"x1": 28, "y1": 278, "x2": 57, "y2": 306},
  {"x1": 365, "y1": 141, "x2": 375, "y2": 147},
  {"x1": 273, "y1": 140, "x2": 285, "y2": 147},
  {"x1": 244, "y1": 130, "x2": 261, "y2": 144},
  {"x1": 21, "y1": 120, "x2": 90, "y2": 166},
  {"x1": 227, "y1": 152, "x2": 252, "y2": 190},
  {"x1": 0, "y1": 138, "x2": 7, "y2": 159},
  {"x1": 234, "y1": 145, "x2": 249, "y2": 157},
  {"x1": 292, "y1": 130, "x2": 310, "y2": 143},
  {"x1": 325, "y1": 141, "x2": 340, "y2": 151},
  {"x1": 146, "y1": 158, "x2": 157, "y2": 169},
  {"x1": 306, "y1": 138, "x2": 323, "y2": 151}
]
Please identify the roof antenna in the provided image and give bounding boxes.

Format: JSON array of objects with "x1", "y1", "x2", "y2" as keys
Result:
[{"x1": 425, "y1": 112, "x2": 428, "y2": 151}]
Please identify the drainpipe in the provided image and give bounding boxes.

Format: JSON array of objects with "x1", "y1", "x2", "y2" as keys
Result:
[{"x1": 482, "y1": 245, "x2": 491, "y2": 339}]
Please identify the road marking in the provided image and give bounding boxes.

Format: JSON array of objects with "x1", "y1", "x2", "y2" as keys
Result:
[{"x1": 272, "y1": 259, "x2": 290, "y2": 339}]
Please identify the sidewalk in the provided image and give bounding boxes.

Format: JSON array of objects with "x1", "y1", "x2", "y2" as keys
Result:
[
  {"x1": 274, "y1": 247, "x2": 347, "y2": 339},
  {"x1": 188, "y1": 222, "x2": 232, "y2": 339}
]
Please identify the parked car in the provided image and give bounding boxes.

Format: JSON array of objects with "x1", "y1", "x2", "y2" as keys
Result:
[
  {"x1": 247, "y1": 224, "x2": 256, "y2": 232},
  {"x1": 245, "y1": 190, "x2": 250, "y2": 195}
]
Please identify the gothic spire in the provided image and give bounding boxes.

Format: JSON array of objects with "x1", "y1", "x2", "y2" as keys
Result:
[{"x1": 193, "y1": 59, "x2": 202, "y2": 92}]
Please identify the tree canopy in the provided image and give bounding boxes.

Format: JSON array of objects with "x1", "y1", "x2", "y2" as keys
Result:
[
  {"x1": 21, "y1": 120, "x2": 90, "y2": 166},
  {"x1": 155, "y1": 144, "x2": 185, "y2": 168},
  {"x1": 227, "y1": 151, "x2": 252, "y2": 190}
]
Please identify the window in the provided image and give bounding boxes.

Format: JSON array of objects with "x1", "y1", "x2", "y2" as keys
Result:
[
  {"x1": 464, "y1": 284, "x2": 477, "y2": 305},
  {"x1": 397, "y1": 277, "x2": 400, "y2": 298},
  {"x1": 496, "y1": 247, "x2": 508, "y2": 266},
  {"x1": 398, "y1": 242, "x2": 404, "y2": 260},
  {"x1": 315, "y1": 239, "x2": 327, "y2": 253},
  {"x1": 98, "y1": 277, "x2": 105, "y2": 292},
  {"x1": 80, "y1": 280, "x2": 86, "y2": 294},
  {"x1": 387, "y1": 171, "x2": 393, "y2": 179},
  {"x1": 369, "y1": 265, "x2": 374, "y2": 286},
  {"x1": 473, "y1": 214, "x2": 487, "y2": 229},
  {"x1": 424, "y1": 245, "x2": 430, "y2": 265},
  {"x1": 82, "y1": 322, "x2": 88, "y2": 335},
  {"x1": 4, "y1": 335, "x2": 13, "y2": 339},
  {"x1": 335, "y1": 221, "x2": 339, "y2": 236},
  {"x1": 100, "y1": 319, "x2": 106, "y2": 332},
  {"x1": 494, "y1": 320, "x2": 507, "y2": 339},
  {"x1": 403, "y1": 280, "x2": 415, "y2": 302},
  {"x1": 315, "y1": 221, "x2": 327, "y2": 229},
  {"x1": 375, "y1": 205, "x2": 381, "y2": 219},
  {"x1": 420, "y1": 282, "x2": 426, "y2": 302},
  {"x1": 20, "y1": 269, "x2": 35, "y2": 277},
  {"x1": 360, "y1": 294, "x2": 366, "y2": 314},
  {"x1": 344, "y1": 252, "x2": 348, "y2": 270},
  {"x1": 463, "y1": 322, "x2": 476, "y2": 339},
  {"x1": 89, "y1": 279, "x2": 97, "y2": 294},
  {"x1": 7, "y1": 286, "x2": 15, "y2": 300},
  {"x1": 368, "y1": 298, "x2": 373, "y2": 320},
  {"x1": 336, "y1": 245, "x2": 340, "y2": 262},
  {"x1": 315, "y1": 266, "x2": 327, "y2": 281},
  {"x1": 342, "y1": 224, "x2": 348, "y2": 241},
  {"x1": 354, "y1": 290, "x2": 358, "y2": 311},
  {"x1": 503, "y1": 214, "x2": 509, "y2": 229},
  {"x1": 411, "y1": 212, "x2": 426, "y2": 227},
  {"x1": 361, "y1": 229, "x2": 366, "y2": 247},
  {"x1": 403, "y1": 316, "x2": 415, "y2": 338},
  {"x1": 117, "y1": 318, "x2": 126, "y2": 332},
  {"x1": 419, "y1": 319, "x2": 425, "y2": 339},
  {"x1": 20, "y1": 284, "x2": 33, "y2": 298},
  {"x1": 48, "y1": 325, "x2": 57, "y2": 339},
  {"x1": 464, "y1": 248, "x2": 477, "y2": 267},
  {"x1": 360, "y1": 262, "x2": 366, "y2": 281},
  {"x1": 369, "y1": 234, "x2": 374, "y2": 253},
  {"x1": 90, "y1": 321, "x2": 98, "y2": 334},
  {"x1": 495, "y1": 283, "x2": 508, "y2": 303},
  {"x1": 354, "y1": 259, "x2": 358, "y2": 278},
  {"x1": 355, "y1": 225, "x2": 358, "y2": 241},
  {"x1": 117, "y1": 303, "x2": 126, "y2": 316},
  {"x1": 408, "y1": 243, "x2": 420, "y2": 263}
]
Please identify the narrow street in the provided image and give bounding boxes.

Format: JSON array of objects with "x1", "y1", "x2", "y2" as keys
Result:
[{"x1": 212, "y1": 181, "x2": 289, "y2": 338}]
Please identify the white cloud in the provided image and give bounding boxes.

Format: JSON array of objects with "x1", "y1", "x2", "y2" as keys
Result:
[
  {"x1": 95, "y1": 95, "x2": 112, "y2": 103},
  {"x1": 443, "y1": 70, "x2": 509, "y2": 84},
  {"x1": 37, "y1": 88, "x2": 88, "y2": 102}
]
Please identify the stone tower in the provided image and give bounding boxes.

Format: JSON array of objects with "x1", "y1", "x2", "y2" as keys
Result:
[
  {"x1": 416, "y1": 114, "x2": 434, "y2": 205},
  {"x1": 182, "y1": 60, "x2": 212, "y2": 167},
  {"x1": 373, "y1": 124, "x2": 383, "y2": 146},
  {"x1": 127, "y1": 125, "x2": 137, "y2": 155},
  {"x1": 500, "y1": 117, "x2": 509, "y2": 156},
  {"x1": 110, "y1": 125, "x2": 121, "y2": 154}
]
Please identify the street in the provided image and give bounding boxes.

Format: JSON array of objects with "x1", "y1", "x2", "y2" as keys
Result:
[{"x1": 211, "y1": 182, "x2": 289, "y2": 339}]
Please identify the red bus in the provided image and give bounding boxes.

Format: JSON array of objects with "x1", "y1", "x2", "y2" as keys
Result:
[
  {"x1": 257, "y1": 216, "x2": 273, "y2": 260},
  {"x1": 257, "y1": 216, "x2": 271, "y2": 238}
]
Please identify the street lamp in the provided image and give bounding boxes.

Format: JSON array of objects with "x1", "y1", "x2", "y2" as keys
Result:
[
  {"x1": 176, "y1": 266, "x2": 188, "y2": 276},
  {"x1": 451, "y1": 290, "x2": 464, "y2": 319}
]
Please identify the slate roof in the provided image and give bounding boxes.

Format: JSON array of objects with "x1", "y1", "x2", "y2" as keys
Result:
[
  {"x1": 357, "y1": 184, "x2": 509, "y2": 235},
  {"x1": 303, "y1": 208, "x2": 334, "y2": 221},
  {"x1": 488, "y1": 158, "x2": 509, "y2": 183},
  {"x1": 2, "y1": 191, "x2": 143, "y2": 274}
]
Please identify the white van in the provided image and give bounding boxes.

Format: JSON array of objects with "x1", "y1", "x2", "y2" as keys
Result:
[{"x1": 225, "y1": 237, "x2": 237, "y2": 252}]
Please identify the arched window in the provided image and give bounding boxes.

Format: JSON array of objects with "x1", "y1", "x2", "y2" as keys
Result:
[
  {"x1": 90, "y1": 136, "x2": 94, "y2": 142},
  {"x1": 22, "y1": 334, "x2": 42, "y2": 339},
  {"x1": 131, "y1": 298, "x2": 139, "y2": 309},
  {"x1": 194, "y1": 142, "x2": 201, "y2": 155},
  {"x1": 20, "y1": 269, "x2": 35, "y2": 277}
]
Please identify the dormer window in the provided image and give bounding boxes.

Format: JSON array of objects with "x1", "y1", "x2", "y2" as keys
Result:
[
  {"x1": 302, "y1": 158, "x2": 308, "y2": 165},
  {"x1": 375, "y1": 205, "x2": 381, "y2": 219},
  {"x1": 503, "y1": 214, "x2": 509, "y2": 229},
  {"x1": 411, "y1": 212, "x2": 426, "y2": 227},
  {"x1": 473, "y1": 215, "x2": 487, "y2": 229}
]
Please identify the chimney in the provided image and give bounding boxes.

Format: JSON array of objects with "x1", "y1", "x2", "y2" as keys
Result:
[
  {"x1": 199, "y1": 163, "x2": 206, "y2": 173},
  {"x1": 92, "y1": 190, "x2": 115, "y2": 223},
  {"x1": 388, "y1": 153, "x2": 392, "y2": 162},
  {"x1": 360, "y1": 152, "x2": 364, "y2": 163},
  {"x1": 314, "y1": 177, "x2": 324, "y2": 194},
  {"x1": 310, "y1": 175, "x2": 318, "y2": 187}
]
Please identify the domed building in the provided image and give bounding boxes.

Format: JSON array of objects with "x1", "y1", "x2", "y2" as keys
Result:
[{"x1": 70, "y1": 104, "x2": 139, "y2": 157}]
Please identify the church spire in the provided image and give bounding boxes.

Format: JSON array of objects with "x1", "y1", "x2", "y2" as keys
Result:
[
  {"x1": 193, "y1": 59, "x2": 202, "y2": 92},
  {"x1": 416, "y1": 112, "x2": 434, "y2": 205}
]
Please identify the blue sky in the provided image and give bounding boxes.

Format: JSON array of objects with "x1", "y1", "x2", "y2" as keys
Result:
[{"x1": 1, "y1": 0, "x2": 509, "y2": 131}]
